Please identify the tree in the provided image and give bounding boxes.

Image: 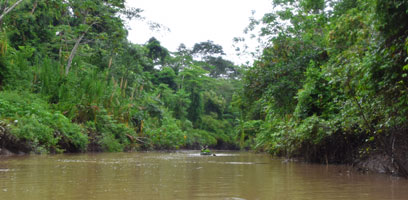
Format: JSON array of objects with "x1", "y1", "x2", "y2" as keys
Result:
[
  {"x1": 169, "y1": 43, "x2": 193, "y2": 74},
  {"x1": 179, "y1": 65, "x2": 209, "y2": 125},
  {"x1": 63, "y1": 0, "x2": 142, "y2": 75},
  {"x1": 191, "y1": 41, "x2": 239, "y2": 78},
  {"x1": 192, "y1": 40, "x2": 225, "y2": 57},
  {"x1": 145, "y1": 37, "x2": 169, "y2": 67},
  {"x1": 157, "y1": 67, "x2": 177, "y2": 90},
  {"x1": 201, "y1": 56, "x2": 238, "y2": 78}
]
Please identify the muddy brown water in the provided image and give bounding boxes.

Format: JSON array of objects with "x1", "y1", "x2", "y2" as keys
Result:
[{"x1": 0, "y1": 151, "x2": 407, "y2": 200}]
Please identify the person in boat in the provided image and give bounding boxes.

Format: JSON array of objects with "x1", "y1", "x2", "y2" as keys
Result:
[
  {"x1": 200, "y1": 145, "x2": 216, "y2": 156},
  {"x1": 200, "y1": 145, "x2": 211, "y2": 155},
  {"x1": 201, "y1": 145, "x2": 209, "y2": 152}
]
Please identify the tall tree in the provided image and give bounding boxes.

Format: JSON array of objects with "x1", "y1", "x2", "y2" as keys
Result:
[{"x1": 63, "y1": 0, "x2": 142, "y2": 75}]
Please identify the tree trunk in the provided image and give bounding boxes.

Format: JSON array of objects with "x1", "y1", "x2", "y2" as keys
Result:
[
  {"x1": 30, "y1": 0, "x2": 38, "y2": 14},
  {"x1": 65, "y1": 32, "x2": 85, "y2": 75},
  {"x1": 65, "y1": 20, "x2": 96, "y2": 75}
]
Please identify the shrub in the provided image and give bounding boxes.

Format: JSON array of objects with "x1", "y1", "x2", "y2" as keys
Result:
[
  {"x1": 0, "y1": 91, "x2": 87, "y2": 153},
  {"x1": 85, "y1": 110, "x2": 136, "y2": 152},
  {"x1": 144, "y1": 112, "x2": 185, "y2": 149}
]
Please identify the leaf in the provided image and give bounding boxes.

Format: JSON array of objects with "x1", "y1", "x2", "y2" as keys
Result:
[{"x1": 403, "y1": 64, "x2": 408, "y2": 71}]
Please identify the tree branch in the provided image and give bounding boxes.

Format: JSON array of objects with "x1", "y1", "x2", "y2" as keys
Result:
[
  {"x1": 65, "y1": 31, "x2": 86, "y2": 75},
  {"x1": 0, "y1": 0, "x2": 9, "y2": 14},
  {"x1": 65, "y1": 22, "x2": 96, "y2": 75},
  {"x1": 30, "y1": 0, "x2": 38, "y2": 15},
  {"x1": 0, "y1": 0, "x2": 24, "y2": 22}
]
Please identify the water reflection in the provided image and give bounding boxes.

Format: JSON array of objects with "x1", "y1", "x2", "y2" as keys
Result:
[{"x1": 0, "y1": 151, "x2": 407, "y2": 200}]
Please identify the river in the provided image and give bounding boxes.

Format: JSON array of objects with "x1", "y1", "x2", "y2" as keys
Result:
[{"x1": 0, "y1": 151, "x2": 407, "y2": 200}]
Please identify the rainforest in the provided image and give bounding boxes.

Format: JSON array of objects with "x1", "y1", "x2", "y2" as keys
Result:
[{"x1": 0, "y1": 0, "x2": 408, "y2": 177}]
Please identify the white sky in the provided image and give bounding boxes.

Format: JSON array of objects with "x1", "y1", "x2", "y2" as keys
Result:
[{"x1": 125, "y1": 0, "x2": 272, "y2": 65}]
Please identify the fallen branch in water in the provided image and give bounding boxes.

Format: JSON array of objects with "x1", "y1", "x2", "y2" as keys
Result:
[{"x1": 126, "y1": 134, "x2": 150, "y2": 144}]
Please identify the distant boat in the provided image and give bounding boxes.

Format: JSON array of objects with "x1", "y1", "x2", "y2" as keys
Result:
[
  {"x1": 200, "y1": 151, "x2": 212, "y2": 155},
  {"x1": 200, "y1": 145, "x2": 216, "y2": 156}
]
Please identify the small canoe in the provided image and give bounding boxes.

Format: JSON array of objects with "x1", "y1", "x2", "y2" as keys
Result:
[{"x1": 200, "y1": 151, "x2": 212, "y2": 155}]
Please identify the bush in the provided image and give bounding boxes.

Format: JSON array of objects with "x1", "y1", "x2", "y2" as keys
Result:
[
  {"x1": 85, "y1": 110, "x2": 136, "y2": 152},
  {"x1": 0, "y1": 91, "x2": 87, "y2": 153},
  {"x1": 201, "y1": 115, "x2": 233, "y2": 144},
  {"x1": 185, "y1": 129, "x2": 217, "y2": 148},
  {"x1": 144, "y1": 112, "x2": 185, "y2": 150}
]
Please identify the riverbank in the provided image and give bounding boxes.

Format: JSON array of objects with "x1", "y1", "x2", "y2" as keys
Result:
[
  {"x1": 0, "y1": 118, "x2": 238, "y2": 155},
  {"x1": 0, "y1": 124, "x2": 31, "y2": 155},
  {"x1": 0, "y1": 90, "x2": 240, "y2": 154},
  {"x1": 1, "y1": 128, "x2": 405, "y2": 179},
  {"x1": 354, "y1": 154, "x2": 399, "y2": 175}
]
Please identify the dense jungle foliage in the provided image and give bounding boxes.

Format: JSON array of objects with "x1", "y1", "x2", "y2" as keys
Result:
[
  {"x1": 236, "y1": 0, "x2": 408, "y2": 176},
  {"x1": 1, "y1": 0, "x2": 407, "y2": 176},
  {"x1": 0, "y1": 0, "x2": 242, "y2": 153}
]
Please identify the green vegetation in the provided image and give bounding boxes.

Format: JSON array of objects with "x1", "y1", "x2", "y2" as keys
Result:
[
  {"x1": 0, "y1": 0, "x2": 241, "y2": 153},
  {"x1": 0, "y1": 90, "x2": 87, "y2": 153},
  {"x1": 1, "y1": 0, "x2": 407, "y2": 176},
  {"x1": 235, "y1": 0, "x2": 408, "y2": 176}
]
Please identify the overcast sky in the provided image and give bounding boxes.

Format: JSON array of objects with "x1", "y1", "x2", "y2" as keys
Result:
[{"x1": 125, "y1": 0, "x2": 272, "y2": 65}]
